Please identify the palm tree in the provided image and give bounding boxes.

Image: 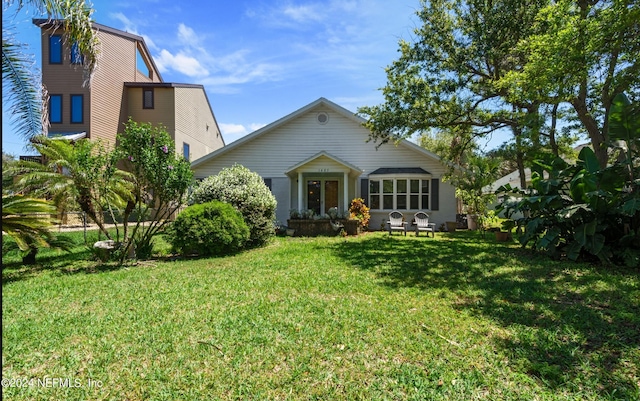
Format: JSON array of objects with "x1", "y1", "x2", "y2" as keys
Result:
[
  {"x1": 11, "y1": 136, "x2": 134, "y2": 239},
  {"x1": 1, "y1": 194, "x2": 74, "y2": 264},
  {"x1": 2, "y1": 0, "x2": 99, "y2": 142},
  {"x1": 3, "y1": 1, "x2": 101, "y2": 262},
  {"x1": 2, "y1": 194, "x2": 56, "y2": 251}
]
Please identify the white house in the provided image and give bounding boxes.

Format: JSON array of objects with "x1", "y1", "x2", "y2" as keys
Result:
[{"x1": 191, "y1": 98, "x2": 457, "y2": 230}]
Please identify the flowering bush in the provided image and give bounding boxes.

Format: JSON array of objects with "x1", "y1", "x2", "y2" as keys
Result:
[
  {"x1": 191, "y1": 164, "x2": 277, "y2": 247},
  {"x1": 349, "y1": 198, "x2": 370, "y2": 228},
  {"x1": 115, "y1": 119, "x2": 193, "y2": 260}
]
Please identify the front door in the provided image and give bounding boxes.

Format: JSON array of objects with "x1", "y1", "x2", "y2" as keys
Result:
[{"x1": 307, "y1": 179, "x2": 339, "y2": 215}]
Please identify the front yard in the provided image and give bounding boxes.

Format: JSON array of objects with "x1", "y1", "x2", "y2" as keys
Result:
[{"x1": 2, "y1": 231, "x2": 639, "y2": 400}]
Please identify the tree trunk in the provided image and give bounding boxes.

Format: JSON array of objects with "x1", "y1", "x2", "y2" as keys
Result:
[
  {"x1": 516, "y1": 152, "x2": 527, "y2": 189},
  {"x1": 571, "y1": 98, "x2": 608, "y2": 168},
  {"x1": 512, "y1": 122, "x2": 528, "y2": 189},
  {"x1": 22, "y1": 247, "x2": 38, "y2": 265},
  {"x1": 549, "y1": 103, "x2": 559, "y2": 157}
]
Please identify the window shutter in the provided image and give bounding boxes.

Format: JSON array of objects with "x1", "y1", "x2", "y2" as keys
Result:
[
  {"x1": 263, "y1": 178, "x2": 272, "y2": 191},
  {"x1": 431, "y1": 178, "x2": 439, "y2": 210},
  {"x1": 360, "y1": 178, "x2": 369, "y2": 205}
]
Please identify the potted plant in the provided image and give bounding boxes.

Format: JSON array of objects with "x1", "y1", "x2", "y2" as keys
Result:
[
  {"x1": 446, "y1": 221, "x2": 458, "y2": 232},
  {"x1": 447, "y1": 155, "x2": 500, "y2": 231},
  {"x1": 348, "y1": 198, "x2": 370, "y2": 235},
  {"x1": 495, "y1": 219, "x2": 515, "y2": 242}
]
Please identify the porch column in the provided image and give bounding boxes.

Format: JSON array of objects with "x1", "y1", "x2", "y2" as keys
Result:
[
  {"x1": 298, "y1": 172, "x2": 304, "y2": 211},
  {"x1": 343, "y1": 172, "x2": 349, "y2": 213}
]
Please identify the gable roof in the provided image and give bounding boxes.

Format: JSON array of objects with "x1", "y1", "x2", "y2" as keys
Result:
[
  {"x1": 285, "y1": 151, "x2": 363, "y2": 176},
  {"x1": 191, "y1": 97, "x2": 443, "y2": 168}
]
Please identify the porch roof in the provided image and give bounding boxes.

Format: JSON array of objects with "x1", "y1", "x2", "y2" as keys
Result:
[{"x1": 285, "y1": 151, "x2": 363, "y2": 177}]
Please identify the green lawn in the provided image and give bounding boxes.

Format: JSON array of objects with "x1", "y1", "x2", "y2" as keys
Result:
[{"x1": 2, "y1": 231, "x2": 639, "y2": 400}]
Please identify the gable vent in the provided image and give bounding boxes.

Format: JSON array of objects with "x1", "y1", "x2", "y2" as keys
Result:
[{"x1": 317, "y1": 112, "x2": 329, "y2": 125}]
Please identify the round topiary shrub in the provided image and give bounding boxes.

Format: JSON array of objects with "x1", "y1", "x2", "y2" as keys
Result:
[
  {"x1": 190, "y1": 164, "x2": 277, "y2": 247},
  {"x1": 170, "y1": 200, "x2": 249, "y2": 256}
]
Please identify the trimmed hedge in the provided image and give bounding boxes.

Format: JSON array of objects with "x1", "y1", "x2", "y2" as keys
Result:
[{"x1": 170, "y1": 201, "x2": 249, "y2": 256}]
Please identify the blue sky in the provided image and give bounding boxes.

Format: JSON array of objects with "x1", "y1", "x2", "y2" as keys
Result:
[{"x1": 3, "y1": 0, "x2": 508, "y2": 156}]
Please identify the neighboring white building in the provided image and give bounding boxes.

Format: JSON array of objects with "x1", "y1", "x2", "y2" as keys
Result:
[{"x1": 191, "y1": 98, "x2": 457, "y2": 230}]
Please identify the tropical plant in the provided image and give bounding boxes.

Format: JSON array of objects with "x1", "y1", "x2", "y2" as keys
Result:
[
  {"x1": 115, "y1": 119, "x2": 193, "y2": 261},
  {"x1": 9, "y1": 136, "x2": 132, "y2": 238},
  {"x1": 498, "y1": 93, "x2": 639, "y2": 266},
  {"x1": 349, "y1": 198, "x2": 370, "y2": 228},
  {"x1": 169, "y1": 201, "x2": 250, "y2": 257},
  {"x1": 446, "y1": 154, "x2": 501, "y2": 228},
  {"x1": 3, "y1": 0, "x2": 99, "y2": 142},
  {"x1": 191, "y1": 164, "x2": 277, "y2": 247},
  {"x1": 1, "y1": 194, "x2": 73, "y2": 264}
]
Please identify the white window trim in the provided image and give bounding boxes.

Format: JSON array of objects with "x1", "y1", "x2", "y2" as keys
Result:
[{"x1": 369, "y1": 175, "x2": 432, "y2": 211}]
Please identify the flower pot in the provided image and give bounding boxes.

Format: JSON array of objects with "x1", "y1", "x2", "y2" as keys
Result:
[
  {"x1": 467, "y1": 214, "x2": 478, "y2": 230},
  {"x1": 495, "y1": 231, "x2": 510, "y2": 242},
  {"x1": 446, "y1": 221, "x2": 458, "y2": 232}
]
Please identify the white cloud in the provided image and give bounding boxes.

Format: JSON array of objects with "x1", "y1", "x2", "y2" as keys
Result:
[
  {"x1": 110, "y1": 12, "x2": 139, "y2": 35},
  {"x1": 177, "y1": 23, "x2": 199, "y2": 45},
  {"x1": 219, "y1": 122, "x2": 266, "y2": 143},
  {"x1": 150, "y1": 24, "x2": 281, "y2": 91},
  {"x1": 282, "y1": 4, "x2": 324, "y2": 23},
  {"x1": 154, "y1": 49, "x2": 209, "y2": 77}
]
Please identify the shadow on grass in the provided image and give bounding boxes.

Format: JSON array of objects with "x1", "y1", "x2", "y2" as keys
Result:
[
  {"x1": 1, "y1": 232, "x2": 247, "y2": 285},
  {"x1": 1, "y1": 246, "x2": 132, "y2": 284},
  {"x1": 331, "y1": 232, "x2": 640, "y2": 399}
]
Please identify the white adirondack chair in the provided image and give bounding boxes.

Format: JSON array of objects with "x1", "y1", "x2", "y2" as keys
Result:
[
  {"x1": 413, "y1": 211, "x2": 436, "y2": 237},
  {"x1": 387, "y1": 211, "x2": 407, "y2": 236}
]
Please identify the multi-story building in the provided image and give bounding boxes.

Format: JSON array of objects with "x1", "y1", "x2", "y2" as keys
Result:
[{"x1": 33, "y1": 19, "x2": 224, "y2": 161}]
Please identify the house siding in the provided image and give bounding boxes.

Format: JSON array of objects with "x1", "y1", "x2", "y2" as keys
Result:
[
  {"x1": 194, "y1": 107, "x2": 448, "y2": 178},
  {"x1": 40, "y1": 27, "x2": 89, "y2": 136},
  {"x1": 91, "y1": 31, "x2": 160, "y2": 147},
  {"x1": 173, "y1": 87, "x2": 223, "y2": 161},
  {"x1": 270, "y1": 177, "x2": 290, "y2": 224},
  {"x1": 126, "y1": 87, "x2": 176, "y2": 133}
]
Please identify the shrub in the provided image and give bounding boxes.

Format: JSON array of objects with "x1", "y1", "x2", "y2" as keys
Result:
[
  {"x1": 170, "y1": 201, "x2": 249, "y2": 257},
  {"x1": 191, "y1": 164, "x2": 277, "y2": 247}
]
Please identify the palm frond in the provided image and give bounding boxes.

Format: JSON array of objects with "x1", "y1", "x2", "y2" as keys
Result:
[
  {"x1": 2, "y1": 194, "x2": 57, "y2": 251},
  {"x1": 2, "y1": 24, "x2": 46, "y2": 141}
]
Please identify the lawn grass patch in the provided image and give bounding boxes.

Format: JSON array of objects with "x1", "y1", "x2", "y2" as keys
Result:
[{"x1": 3, "y1": 231, "x2": 639, "y2": 400}]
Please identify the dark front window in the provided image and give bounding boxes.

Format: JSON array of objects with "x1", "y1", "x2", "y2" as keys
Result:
[
  {"x1": 49, "y1": 94, "x2": 62, "y2": 123},
  {"x1": 183, "y1": 142, "x2": 190, "y2": 161},
  {"x1": 307, "y1": 180, "x2": 321, "y2": 216},
  {"x1": 70, "y1": 95, "x2": 83, "y2": 123},
  {"x1": 49, "y1": 35, "x2": 62, "y2": 64},
  {"x1": 143, "y1": 88, "x2": 154, "y2": 109}
]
